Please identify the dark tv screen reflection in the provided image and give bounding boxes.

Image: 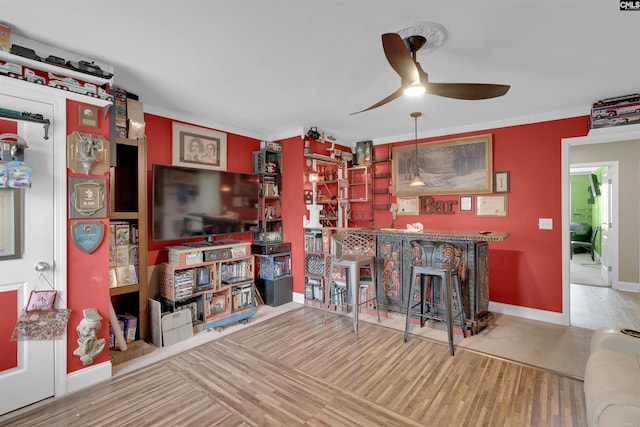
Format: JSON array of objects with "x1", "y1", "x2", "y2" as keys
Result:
[{"x1": 152, "y1": 164, "x2": 259, "y2": 242}]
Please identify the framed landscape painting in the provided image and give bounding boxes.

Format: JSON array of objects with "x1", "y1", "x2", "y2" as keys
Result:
[{"x1": 392, "y1": 134, "x2": 493, "y2": 196}]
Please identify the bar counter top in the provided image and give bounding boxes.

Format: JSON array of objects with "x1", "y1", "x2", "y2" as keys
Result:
[{"x1": 353, "y1": 227, "x2": 510, "y2": 242}]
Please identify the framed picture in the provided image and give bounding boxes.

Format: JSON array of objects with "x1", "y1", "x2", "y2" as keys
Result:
[
  {"x1": 0, "y1": 189, "x2": 21, "y2": 260},
  {"x1": 459, "y1": 195, "x2": 473, "y2": 212},
  {"x1": 397, "y1": 196, "x2": 419, "y2": 215},
  {"x1": 476, "y1": 195, "x2": 508, "y2": 217},
  {"x1": 392, "y1": 134, "x2": 493, "y2": 196},
  {"x1": 172, "y1": 122, "x2": 227, "y2": 170},
  {"x1": 494, "y1": 171, "x2": 510, "y2": 193}
]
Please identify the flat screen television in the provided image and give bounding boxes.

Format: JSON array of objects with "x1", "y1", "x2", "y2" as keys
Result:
[{"x1": 152, "y1": 163, "x2": 259, "y2": 242}]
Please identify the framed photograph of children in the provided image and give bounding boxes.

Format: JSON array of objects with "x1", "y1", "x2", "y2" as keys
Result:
[
  {"x1": 172, "y1": 122, "x2": 227, "y2": 171},
  {"x1": 494, "y1": 171, "x2": 510, "y2": 193}
]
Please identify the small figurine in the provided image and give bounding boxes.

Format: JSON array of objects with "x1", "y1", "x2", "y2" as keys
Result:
[{"x1": 73, "y1": 308, "x2": 106, "y2": 366}]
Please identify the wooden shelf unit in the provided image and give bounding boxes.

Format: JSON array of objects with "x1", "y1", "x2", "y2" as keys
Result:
[
  {"x1": 109, "y1": 137, "x2": 148, "y2": 341},
  {"x1": 160, "y1": 241, "x2": 256, "y2": 325}
]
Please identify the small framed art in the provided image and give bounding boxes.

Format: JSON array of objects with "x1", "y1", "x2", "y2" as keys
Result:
[
  {"x1": 459, "y1": 195, "x2": 473, "y2": 212},
  {"x1": 397, "y1": 196, "x2": 419, "y2": 215},
  {"x1": 494, "y1": 171, "x2": 510, "y2": 193}
]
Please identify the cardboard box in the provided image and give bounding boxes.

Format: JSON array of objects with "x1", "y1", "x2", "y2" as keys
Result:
[
  {"x1": 118, "y1": 314, "x2": 137, "y2": 343},
  {"x1": 0, "y1": 165, "x2": 7, "y2": 188},
  {"x1": 166, "y1": 246, "x2": 203, "y2": 266},
  {"x1": 7, "y1": 162, "x2": 32, "y2": 188},
  {"x1": 0, "y1": 24, "x2": 10, "y2": 52},
  {"x1": 161, "y1": 310, "x2": 193, "y2": 347},
  {"x1": 109, "y1": 319, "x2": 125, "y2": 349}
]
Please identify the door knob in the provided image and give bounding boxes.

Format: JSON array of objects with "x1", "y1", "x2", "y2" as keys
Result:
[{"x1": 35, "y1": 262, "x2": 51, "y2": 272}]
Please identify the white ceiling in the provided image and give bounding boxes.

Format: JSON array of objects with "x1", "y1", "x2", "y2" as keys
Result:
[{"x1": 2, "y1": 1, "x2": 639, "y2": 145}]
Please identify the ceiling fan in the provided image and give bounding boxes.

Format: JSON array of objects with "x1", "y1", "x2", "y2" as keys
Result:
[{"x1": 350, "y1": 33, "x2": 510, "y2": 115}]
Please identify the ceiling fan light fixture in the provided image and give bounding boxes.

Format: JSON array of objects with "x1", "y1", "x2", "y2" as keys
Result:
[{"x1": 403, "y1": 82, "x2": 426, "y2": 96}]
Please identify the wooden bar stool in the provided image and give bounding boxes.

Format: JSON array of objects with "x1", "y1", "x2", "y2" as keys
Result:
[
  {"x1": 404, "y1": 240, "x2": 466, "y2": 355},
  {"x1": 322, "y1": 233, "x2": 380, "y2": 335}
]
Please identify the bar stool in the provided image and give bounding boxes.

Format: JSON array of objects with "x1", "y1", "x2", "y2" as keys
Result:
[
  {"x1": 404, "y1": 240, "x2": 466, "y2": 355},
  {"x1": 322, "y1": 233, "x2": 380, "y2": 335}
]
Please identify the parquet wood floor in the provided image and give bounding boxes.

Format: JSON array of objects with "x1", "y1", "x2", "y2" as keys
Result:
[{"x1": 1, "y1": 307, "x2": 586, "y2": 427}]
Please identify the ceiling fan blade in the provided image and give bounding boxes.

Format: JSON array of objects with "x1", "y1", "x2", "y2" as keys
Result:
[
  {"x1": 382, "y1": 33, "x2": 418, "y2": 82},
  {"x1": 350, "y1": 87, "x2": 405, "y2": 115},
  {"x1": 426, "y1": 82, "x2": 510, "y2": 100}
]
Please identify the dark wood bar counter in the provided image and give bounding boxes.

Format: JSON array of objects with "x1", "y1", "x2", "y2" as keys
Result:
[{"x1": 353, "y1": 227, "x2": 510, "y2": 335}]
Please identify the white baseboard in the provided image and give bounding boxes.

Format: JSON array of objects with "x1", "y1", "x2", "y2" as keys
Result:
[
  {"x1": 292, "y1": 292, "x2": 305, "y2": 304},
  {"x1": 488, "y1": 301, "x2": 567, "y2": 325},
  {"x1": 65, "y1": 361, "x2": 112, "y2": 395},
  {"x1": 614, "y1": 281, "x2": 640, "y2": 293}
]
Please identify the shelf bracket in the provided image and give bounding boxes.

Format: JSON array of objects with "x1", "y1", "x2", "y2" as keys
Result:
[{"x1": 0, "y1": 108, "x2": 51, "y2": 140}]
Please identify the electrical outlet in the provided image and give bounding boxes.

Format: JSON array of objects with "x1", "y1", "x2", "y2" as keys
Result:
[{"x1": 538, "y1": 218, "x2": 553, "y2": 230}]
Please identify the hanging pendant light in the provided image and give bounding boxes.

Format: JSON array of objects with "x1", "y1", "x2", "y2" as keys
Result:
[{"x1": 409, "y1": 112, "x2": 426, "y2": 187}]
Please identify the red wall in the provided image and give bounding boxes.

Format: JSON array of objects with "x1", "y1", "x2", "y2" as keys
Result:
[
  {"x1": 144, "y1": 114, "x2": 261, "y2": 265},
  {"x1": 66, "y1": 99, "x2": 112, "y2": 373},
  {"x1": 279, "y1": 117, "x2": 589, "y2": 313}
]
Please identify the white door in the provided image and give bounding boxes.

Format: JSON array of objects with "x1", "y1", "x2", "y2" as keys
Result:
[
  {"x1": 0, "y1": 95, "x2": 56, "y2": 414},
  {"x1": 600, "y1": 167, "x2": 612, "y2": 286}
]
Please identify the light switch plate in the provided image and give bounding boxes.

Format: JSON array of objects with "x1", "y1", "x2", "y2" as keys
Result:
[{"x1": 539, "y1": 218, "x2": 553, "y2": 230}]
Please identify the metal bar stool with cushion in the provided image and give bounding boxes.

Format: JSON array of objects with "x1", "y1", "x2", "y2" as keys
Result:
[
  {"x1": 322, "y1": 233, "x2": 380, "y2": 335},
  {"x1": 404, "y1": 240, "x2": 466, "y2": 355}
]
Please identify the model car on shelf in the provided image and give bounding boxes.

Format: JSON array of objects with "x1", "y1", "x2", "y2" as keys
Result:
[
  {"x1": 66, "y1": 60, "x2": 113, "y2": 79},
  {"x1": 0, "y1": 61, "x2": 45, "y2": 84},
  {"x1": 47, "y1": 73, "x2": 97, "y2": 96}
]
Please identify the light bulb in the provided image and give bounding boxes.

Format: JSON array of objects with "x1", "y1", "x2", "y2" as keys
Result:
[{"x1": 404, "y1": 82, "x2": 426, "y2": 96}]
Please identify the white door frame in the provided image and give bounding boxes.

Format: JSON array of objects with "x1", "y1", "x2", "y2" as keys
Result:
[
  {"x1": 561, "y1": 125, "x2": 639, "y2": 325},
  {"x1": 1, "y1": 79, "x2": 69, "y2": 398},
  {"x1": 569, "y1": 161, "x2": 617, "y2": 287}
]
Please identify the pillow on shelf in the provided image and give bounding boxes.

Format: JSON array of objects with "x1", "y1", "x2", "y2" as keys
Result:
[{"x1": 25, "y1": 290, "x2": 57, "y2": 312}]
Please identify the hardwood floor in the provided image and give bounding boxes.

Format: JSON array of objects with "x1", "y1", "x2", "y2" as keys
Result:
[
  {"x1": 1, "y1": 307, "x2": 586, "y2": 427},
  {"x1": 570, "y1": 253, "x2": 640, "y2": 330}
]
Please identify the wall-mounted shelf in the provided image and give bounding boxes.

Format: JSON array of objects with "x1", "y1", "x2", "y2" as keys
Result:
[{"x1": 0, "y1": 50, "x2": 112, "y2": 86}]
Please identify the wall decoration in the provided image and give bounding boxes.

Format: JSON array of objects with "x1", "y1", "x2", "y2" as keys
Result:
[
  {"x1": 68, "y1": 177, "x2": 107, "y2": 218},
  {"x1": 494, "y1": 171, "x2": 510, "y2": 193},
  {"x1": 392, "y1": 134, "x2": 493, "y2": 196},
  {"x1": 459, "y1": 195, "x2": 473, "y2": 212},
  {"x1": 0, "y1": 189, "x2": 21, "y2": 260},
  {"x1": 172, "y1": 122, "x2": 227, "y2": 171},
  {"x1": 78, "y1": 105, "x2": 99, "y2": 128},
  {"x1": 476, "y1": 195, "x2": 508, "y2": 217},
  {"x1": 397, "y1": 196, "x2": 419, "y2": 215},
  {"x1": 67, "y1": 132, "x2": 109, "y2": 175},
  {"x1": 71, "y1": 220, "x2": 105, "y2": 253},
  {"x1": 73, "y1": 308, "x2": 106, "y2": 366}
]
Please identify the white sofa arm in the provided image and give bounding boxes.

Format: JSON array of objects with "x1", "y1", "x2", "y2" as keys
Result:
[{"x1": 590, "y1": 327, "x2": 640, "y2": 355}]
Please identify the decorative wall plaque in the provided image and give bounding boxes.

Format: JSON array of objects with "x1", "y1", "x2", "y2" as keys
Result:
[
  {"x1": 78, "y1": 105, "x2": 99, "y2": 129},
  {"x1": 67, "y1": 132, "x2": 109, "y2": 175},
  {"x1": 68, "y1": 177, "x2": 107, "y2": 218},
  {"x1": 71, "y1": 221, "x2": 105, "y2": 253}
]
